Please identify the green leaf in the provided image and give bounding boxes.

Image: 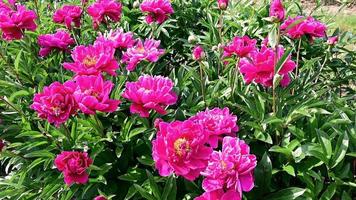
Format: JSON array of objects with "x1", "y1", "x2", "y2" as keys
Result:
[
  {"x1": 255, "y1": 153, "x2": 272, "y2": 193},
  {"x1": 162, "y1": 176, "x2": 176, "y2": 200},
  {"x1": 133, "y1": 184, "x2": 155, "y2": 200},
  {"x1": 283, "y1": 165, "x2": 295, "y2": 177},
  {"x1": 320, "y1": 183, "x2": 337, "y2": 200},
  {"x1": 265, "y1": 187, "x2": 306, "y2": 200},
  {"x1": 275, "y1": 47, "x2": 294, "y2": 75},
  {"x1": 146, "y1": 170, "x2": 161, "y2": 200},
  {"x1": 316, "y1": 130, "x2": 332, "y2": 161},
  {"x1": 330, "y1": 131, "x2": 349, "y2": 168}
]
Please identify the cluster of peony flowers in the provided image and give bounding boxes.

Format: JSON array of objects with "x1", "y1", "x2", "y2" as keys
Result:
[
  {"x1": 140, "y1": 0, "x2": 174, "y2": 24},
  {"x1": 54, "y1": 151, "x2": 93, "y2": 185},
  {"x1": 38, "y1": 30, "x2": 75, "y2": 57},
  {"x1": 152, "y1": 107, "x2": 257, "y2": 198},
  {"x1": 219, "y1": 0, "x2": 327, "y2": 88},
  {"x1": 0, "y1": 3, "x2": 37, "y2": 40}
]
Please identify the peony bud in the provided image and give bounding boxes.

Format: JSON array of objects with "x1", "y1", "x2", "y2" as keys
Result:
[
  {"x1": 212, "y1": 45, "x2": 218, "y2": 51},
  {"x1": 192, "y1": 45, "x2": 205, "y2": 61},
  {"x1": 327, "y1": 36, "x2": 338, "y2": 45},
  {"x1": 218, "y1": 0, "x2": 228, "y2": 10},
  {"x1": 188, "y1": 35, "x2": 197, "y2": 44},
  {"x1": 133, "y1": 1, "x2": 140, "y2": 9}
]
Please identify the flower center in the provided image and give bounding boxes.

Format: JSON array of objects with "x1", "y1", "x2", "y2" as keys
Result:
[
  {"x1": 52, "y1": 106, "x2": 61, "y2": 116},
  {"x1": 137, "y1": 46, "x2": 145, "y2": 53},
  {"x1": 174, "y1": 138, "x2": 190, "y2": 156},
  {"x1": 83, "y1": 56, "x2": 97, "y2": 67}
]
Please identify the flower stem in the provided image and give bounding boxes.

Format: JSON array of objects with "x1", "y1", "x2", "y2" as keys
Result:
[
  {"x1": 217, "y1": 10, "x2": 224, "y2": 77},
  {"x1": 292, "y1": 38, "x2": 302, "y2": 96},
  {"x1": 198, "y1": 61, "x2": 206, "y2": 106},
  {"x1": 272, "y1": 25, "x2": 281, "y2": 115},
  {"x1": 231, "y1": 57, "x2": 240, "y2": 99}
]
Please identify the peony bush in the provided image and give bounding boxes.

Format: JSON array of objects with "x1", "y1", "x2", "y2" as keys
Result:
[{"x1": 0, "y1": 0, "x2": 355, "y2": 199}]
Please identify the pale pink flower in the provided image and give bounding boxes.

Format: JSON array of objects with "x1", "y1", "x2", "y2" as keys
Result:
[
  {"x1": 239, "y1": 45, "x2": 296, "y2": 87},
  {"x1": 224, "y1": 36, "x2": 257, "y2": 58},
  {"x1": 63, "y1": 42, "x2": 119, "y2": 76},
  {"x1": 218, "y1": 0, "x2": 228, "y2": 10},
  {"x1": 140, "y1": 0, "x2": 174, "y2": 24},
  {"x1": 70, "y1": 75, "x2": 120, "y2": 115},
  {"x1": 152, "y1": 120, "x2": 213, "y2": 181},
  {"x1": 269, "y1": 0, "x2": 285, "y2": 22},
  {"x1": 192, "y1": 45, "x2": 205, "y2": 61},
  {"x1": 327, "y1": 36, "x2": 338, "y2": 45},
  {"x1": 53, "y1": 5, "x2": 82, "y2": 29},
  {"x1": 54, "y1": 151, "x2": 93, "y2": 185},
  {"x1": 87, "y1": 0, "x2": 122, "y2": 29},
  {"x1": 95, "y1": 28, "x2": 135, "y2": 49},
  {"x1": 30, "y1": 81, "x2": 77, "y2": 127},
  {"x1": 38, "y1": 30, "x2": 75, "y2": 57},
  {"x1": 200, "y1": 137, "x2": 257, "y2": 200},
  {"x1": 280, "y1": 16, "x2": 327, "y2": 40},
  {"x1": 122, "y1": 39, "x2": 165, "y2": 71},
  {"x1": 0, "y1": 5, "x2": 37, "y2": 40},
  {"x1": 190, "y1": 107, "x2": 238, "y2": 148},
  {"x1": 122, "y1": 75, "x2": 178, "y2": 118}
]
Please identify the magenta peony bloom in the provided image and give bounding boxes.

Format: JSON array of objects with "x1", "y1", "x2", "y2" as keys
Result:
[
  {"x1": 239, "y1": 45, "x2": 296, "y2": 87},
  {"x1": 192, "y1": 45, "x2": 205, "y2": 61},
  {"x1": 281, "y1": 16, "x2": 327, "y2": 40},
  {"x1": 217, "y1": 0, "x2": 229, "y2": 10},
  {"x1": 0, "y1": 5, "x2": 37, "y2": 40},
  {"x1": 31, "y1": 81, "x2": 77, "y2": 127},
  {"x1": 54, "y1": 151, "x2": 93, "y2": 185},
  {"x1": 38, "y1": 30, "x2": 75, "y2": 57},
  {"x1": 70, "y1": 75, "x2": 120, "y2": 115},
  {"x1": 140, "y1": 0, "x2": 174, "y2": 24},
  {"x1": 224, "y1": 36, "x2": 257, "y2": 58},
  {"x1": 94, "y1": 196, "x2": 107, "y2": 200},
  {"x1": 190, "y1": 107, "x2": 239, "y2": 148},
  {"x1": 152, "y1": 120, "x2": 213, "y2": 181},
  {"x1": 87, "y1": 0, "x2": 122, "y2": 29},
  {"x1": 269, "y1": 0, "x2": 285, "y2": 22},
  {"x1": 199, "y1": 136, "x2": 257, "y2": 200},
  {"x1": 0, "y1": 139, "x2": 5, "y2": 152},
  {"x1": 122, "y1": 39, "x2": 165, "y2": 71},
  {"x1": 122, "y1": 75, "x2": 178, "y2": 118},
  {"x1": 0, "y1": 1, "x2": 12, "y2": 14},
  {"x1": 95, "y1": 28, "x2": 135, "y2": 49},
  {"x1": 327, "y1": 36, "x2": 338, "y2": 45},
  {"x1": 53, "y1": 5, "x2": 82, "y2": 29},
  {"x1": 63, "y1": 42, "x2": 119, "y2": 76},
  {"x1": 195, "y1": 189, "x2": 239, "y2": 200}
]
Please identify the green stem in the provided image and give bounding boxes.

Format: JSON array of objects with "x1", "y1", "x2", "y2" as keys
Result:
[
  {"x1": 231, "y1": 57, "x2": 240, "y2": 99},
  {"x1": 217, "y1": 10, "x2": 224, "y2": 77},
  {"x1": 0, "y1": 96, "x2": 25, "y2": 116},
  {"x1": 62, "y1": 124, "x2": 72, "y2": 143},
  {"x1": 272, "y1": 25, "x2": 281, "y2": 115},
  {"x1": 198, "y1": 61, "x2": 206, "y2": 106}
]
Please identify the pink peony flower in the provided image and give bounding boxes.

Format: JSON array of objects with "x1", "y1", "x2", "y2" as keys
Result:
[
  {"x1": 63, "y1": 42, "x2": 119, "y2": 76},
  {"x1": 87, "y1": 0, "x2": 122, "y2": 29},
  {"x1": 269, "y1": 0, "x2": 285, "y2": 22},
  {"x1": 38, "y1": 30, "x2": 75, "y2": 57},
  {"x1": 200, "y1": 136, "x2": 257, "y2": 200},
  {"x1": 0, "y1": 5, "x2": 37, "y2": 40},
  {"x1": 192, "y1": 45, "x2": 205, "y2": 61},
  {"x1": 217, "y1": 0, "x2": 229, "y2": 10},
  {"x1": 224, "y1": 36, "x2": 257, "y2": 58},
  {"x1": 280, "y1": 16, "x2": 327, "y2": 40},
  {"x1": 0, "y1": 1, "x2": 12, "y2": 14},
  {"x1": 31, "y1": 81, "x2": 77, "y2": 127},
  {"x1": 53, "y1": 5, "x2": 82, "y2": 29},
  {"x1": 122, "y1": 39, "x2": 165, "y2": 71},
  {"x1": 152, "y1": 120, "x2": 213, "y2": 181},
  {"x1": 122, "y1": 75, "x2": 178, "y2": 118},
  {"x1": 94, "y1": 196, "x2": 107, "y2": 200},
  {"x1": 0, "y1": 139, "x2": 5, "y2": 152},
  {"x1": 54, "y1": 151, "x2": 93, "y2": 185},
  {"x1": 239, "y1": 45, "x2": 296, "y2": 87},
  {"x1": 195, "y1": 189, "x2": 239, "y2": 200},
  {"x1": 95, "y1": 28, "x2": 135, "y2": 49},
  {"x1": 327, "y1": 36, "x2": 338, "y2": 45},
  {"x1": 140, "y1": 0, "x2": 174, "y2": 24},
  {"x1": 70, "y1": 75, "x2": 120, "y2": 115},
  {"x1": 189, "y1": 107, "x2": 239, "y2": 148}
]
